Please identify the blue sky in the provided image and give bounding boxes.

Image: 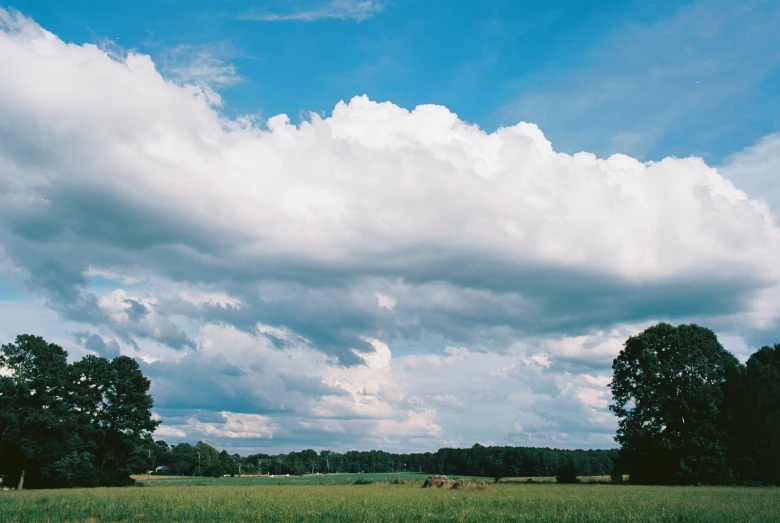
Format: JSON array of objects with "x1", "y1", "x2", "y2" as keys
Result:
[
  {"x1": 1, "y1": 0, "x2": 779, "y2": 453},
  {"x1": 11, "y1": 0, "x2": 779, "y2": 161}
]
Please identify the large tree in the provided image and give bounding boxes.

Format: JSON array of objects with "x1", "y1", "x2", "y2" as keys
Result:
[
  {"x1": 723, "y1": 344, "x2": 780, "y2": 484},
  {"x1": 0, "y1": 335, "x2": 159, "y2": 488},
  {"x1": 609, "y1": 323, "x2": 740, "y2": 484},
  {"x1": 0, "y1": 335, "x2": 71, "y2": 489}
]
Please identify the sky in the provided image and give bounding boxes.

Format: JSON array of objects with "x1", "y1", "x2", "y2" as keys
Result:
[{"x1": 0, "y1": 0, "x2": 778, "y2": 454}]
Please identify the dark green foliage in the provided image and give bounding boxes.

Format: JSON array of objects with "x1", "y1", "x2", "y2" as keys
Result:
[
  {"x1": 352, "y1": 477, "x2": 374, "y2": 485},
  {"x1": 192, "y1": 440, "x2": 225, "y2": 477},
  {"x1": 170, "y1": 442, "x2": 195, "y2": 475},
  {"x1": 610, "y1": 323, "x2": 741, "y2": 484},
  {"x1": 0, "y1": 334, "x2": 159, "y2": 489},
  {"x1": 555, "y1": 463, "x2": 579, "y2": 483},
  {"x1": 43, "y1": 451, "x2": 99, "y2": 488},
  {"x1": 236, "y1": 445, "x2": 616, "y2": 479},
  {"x1": 607, "y1": 323, "x2": 780, "y2": 485},
  {"x1": 723, "y1": 344, "x2": 780, "y2": 484}
]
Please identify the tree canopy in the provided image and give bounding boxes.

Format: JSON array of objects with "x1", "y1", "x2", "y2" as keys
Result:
[
  {"x1": 610, "y1": 323, "x2": 741, "y2": 484},
  {"x1": 0, "y1": 335, "x2": 159, "y2": 488},
  {"x1": 610, "y1": 323, "x2": 780, "y2": 485},
  {"x1": 723, "y1": 344, "x2": 780, "y2": 484}
]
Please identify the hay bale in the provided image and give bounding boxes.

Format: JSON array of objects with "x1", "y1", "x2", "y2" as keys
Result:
[{"x1": 422, "y1": 475, "x2": 456, "y2": 488}]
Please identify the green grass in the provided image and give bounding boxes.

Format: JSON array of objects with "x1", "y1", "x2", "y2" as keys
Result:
[{"x1": 2, "y1": 481, "x2": 778, "y2": 522}]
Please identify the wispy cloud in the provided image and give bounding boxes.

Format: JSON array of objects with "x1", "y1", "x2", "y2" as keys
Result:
[
  {"x1": 497, "y1": 0, "x2": 780, "y2": 162},
  {"x1": 243, "y1": 0, "x2": 384, "y2": 22},
  {"x1": 159, "y1": 42, "x2": 242, "y2": 91}
]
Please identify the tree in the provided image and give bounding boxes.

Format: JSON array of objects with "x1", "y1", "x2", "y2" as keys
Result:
[
  {"x1": 0, "y1": 335, "x2": 71, "y2": 489},
  {"x1": 194, "y1": 441, "x2": 223, "y2": 477},
  {"x1": 0, "y1": 335, "x2": 159, "y2": 488},
  {"x1": 610, "y1": 323, "x2": 740, "y2": 484},
  {"x1": 723, "y1": 344, "x2": 780, "y2": 484},
  {"x1": 171, "y1": 443, "x2": 195, "y2": 475}
]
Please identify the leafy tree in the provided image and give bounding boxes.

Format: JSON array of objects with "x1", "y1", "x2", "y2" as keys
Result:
[
  {"x1": 98, "y1": 356, "x2": 159, "y2": 485},
  {"x1": 170, "y1": 442, "x2": 195, "y2": 475},
  {"x1": 219, "y1": 449, "x2": 233, "y2": 476},
  {"x1": 610, "y1": 323, "x2": 740, "y2": 484},
  {"x1": 194, "y1": 441, "x2": 223, "y2": 477},
  {"x1": 153, "y1": 440, "x2": 172, "y2": 470},
  {"x1": 0, "y1": 335, "x2": 159, "y2": 488},
  {"x1": 0, "y1": 335, "x2": 71, "y2": 489},
  {"x1": 723, "y1": 344, "x2": 780, "y2": 484}
]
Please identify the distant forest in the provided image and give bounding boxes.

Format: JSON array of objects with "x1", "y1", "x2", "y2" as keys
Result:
[{"x1": 134, "y1": 440, "x2": 618, "y2": 479}]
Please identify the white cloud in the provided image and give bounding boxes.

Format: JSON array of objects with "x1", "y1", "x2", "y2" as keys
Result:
[
  {"x1": 373, "y1": 409, "x2": 441, "y2": 438},
  {"x1": 375, "y1": 292, "x2": 396, "y2": 310},
  {"x1": 176, "y1": 288, "x2": 242, "y2": 308},
  {"x1": 244, "y1": 1, "x2": 384, "y2": 22},
  {"x1": 720, "y1": 132, "x2": 780, "y2": 218},
  {"x1": 2, "y1": 9, "x2": 779, "y2": 452},
  {"x1": 353, "y1": 338, "x2": 392, "y2": 369},
  {"x1": 155, "y1": 425, "x2": 187, "y2": 438},
  {"x1": 426, "y1": 394, "x2": 465, "y2": 410},
  {"x1": 192, "y1": 411, "x2": 277, "y2": 439},
  {"x1": 159, "y1": 43, "x2": 242, "y2": 96},
  {"x1": 1, "y1": 9, "x2": 777, "y2": 291}
]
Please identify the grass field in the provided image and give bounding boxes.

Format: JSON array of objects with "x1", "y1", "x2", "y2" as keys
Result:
[
  {"x1": 129, "y1": 471, "x2": 443, "y2": 487},
  {"x1": 2, "y1": 477, "x2": 778, "y2": 522}
]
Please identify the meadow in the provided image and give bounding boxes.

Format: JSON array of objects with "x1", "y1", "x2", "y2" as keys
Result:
[
  {"x1": 1, "y1": 474, "x2": 778, "y2": 522},
  {"x1": 130, "y1": 471, "x2": 441, "y2": 487}
]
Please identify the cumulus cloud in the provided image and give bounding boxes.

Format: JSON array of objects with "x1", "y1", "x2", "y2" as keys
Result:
[
  {"x1": 720, "y1": 132, "x2": 780, "y2": 218},
  {"x1": 1, "y1": 8, "x2": 779, "y2": 451}
]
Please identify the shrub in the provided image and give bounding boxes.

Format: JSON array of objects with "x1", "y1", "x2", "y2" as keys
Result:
[
  {"x1": 556, "y1": 464, "x2": 580, "y2": 484},
  {"x1": 352, "y1": 477, "x2": 374, "y2": 485}
]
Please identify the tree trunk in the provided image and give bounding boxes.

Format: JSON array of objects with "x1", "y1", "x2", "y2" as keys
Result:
[{"x1": 17, "y1": 467, "x2": 25, "y2": 490}]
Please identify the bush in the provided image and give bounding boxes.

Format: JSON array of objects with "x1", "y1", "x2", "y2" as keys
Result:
[
  {"x1": 556, "y1": 464, "x2": 580, "y2": 484},
  {"x1": 352, "y1": 477, "x2": 374, "y2": 485}
]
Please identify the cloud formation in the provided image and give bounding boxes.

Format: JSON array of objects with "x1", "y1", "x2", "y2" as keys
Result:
[{"x1": 1, "y1": 7, "x2": 779, "y2": 452}]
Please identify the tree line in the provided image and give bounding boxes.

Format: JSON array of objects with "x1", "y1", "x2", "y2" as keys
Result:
[
  {"x1": 610, "y1": 323, "x2": 780, "y2": 485},
  {"x1": 3, "y1": 325, "x2": 779, "y2": 489},
  {"x1": 135, "y1": 440, "x2": 617, "y2": 480}
]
